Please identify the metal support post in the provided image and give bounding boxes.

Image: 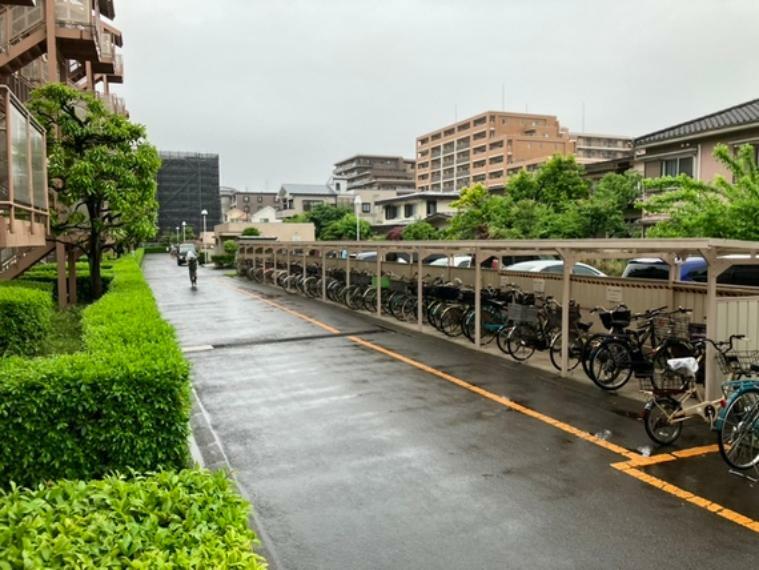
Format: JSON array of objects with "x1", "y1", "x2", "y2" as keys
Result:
[
  {"x1": 417, "y1": 247, "x2": 423, "y2": 330},
  {"x1": 67, "y1": 249, "x2": 77, "y2": 306},
  {"x1": 664, "y1": 253, "x2": 677, "y2": 309},
  {"x1": 302, "y1": 250, "x2": 307, "y2": 281},
  {"x1": 321, "y1": 248, "x2": 327, "y2": 301},
  {"x1": 286, "y1": 249, "x2": 291, "y2": 290},
  {"x1": 704, "y1": 254, "x2": 726, "y2": 400},
  {"x1": 376, "y1": 250, "x2": 382, "y2": 316},
  {"x1": 346, "y1": 248, "x2": 351, "y2": 289},
  {"x1": 474, "y1": 247, "x2": 482, "y2": 349},
  {"x1": 559, "y1": 250, "x2": 574, "y2": 378},
  {"x1": 55, "y1": 241, "x2": 67, "y2": 309}
]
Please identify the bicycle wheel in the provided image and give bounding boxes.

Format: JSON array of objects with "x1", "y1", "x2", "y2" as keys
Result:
[
  {"x1": 503, "y1": 324, "x2": 536, "y2": 361},
  {"x1": 718, "y1": 389, "x2": 759, "y2": 470},
  {"x1": 549, "y1": 332, "x2": 583, "y2": 372},
  {"x1": 440, "y1": 306, "x2": 464, "y2": 337},
  {"x1": 643, "y1": 397, "x2": 683, "y2": 445},
  {"x1": 589, "y1": 340, "x2": 633, "y2": 391},
  {"x1": 581, "y1": 333, "x2": 608, "y2": 381}
]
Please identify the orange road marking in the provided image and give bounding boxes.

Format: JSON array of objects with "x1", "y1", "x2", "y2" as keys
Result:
[{"x1": 226, "y1": 281, "x2": 759, "y2": 535}]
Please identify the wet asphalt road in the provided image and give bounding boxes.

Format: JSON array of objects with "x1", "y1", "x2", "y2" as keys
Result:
[{"x1": 145, "y1": 256, "x2": 759, "y2": 569}]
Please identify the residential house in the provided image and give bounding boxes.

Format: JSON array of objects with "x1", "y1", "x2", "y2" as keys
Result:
[
  {"x1": 374, "y1": 192, "x2": 459, "y2": 230},
  {"x1": 276, "y1": 184, "x2": 339, "y2": 219}
]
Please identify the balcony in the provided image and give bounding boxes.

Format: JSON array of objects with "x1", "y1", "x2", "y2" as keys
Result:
[
  {"x1": 96, "y1": 92, "x2": 127, "y2": 116},
  {"x1": 0, "y1": 86, "x2": 48, "y2": 249}
]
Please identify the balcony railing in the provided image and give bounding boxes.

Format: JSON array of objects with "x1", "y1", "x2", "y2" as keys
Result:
[
  {"x1": 0, "y1": 0, "x2": 97, "y2": 53},
  {"x1": 96, "y1": 92, "x2": 127, "y2": 116},
  {"x1": 0, "y1": 86, "x2": 48, "y2": 248}
]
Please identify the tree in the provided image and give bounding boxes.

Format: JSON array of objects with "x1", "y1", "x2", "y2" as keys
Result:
[
  {"x1": 642, "y1": 144, "x2": 759, "y2": 239},
  {"x1": 29, "y1": 84, "x2": 160, "y2": 299},
  {"x1": 242, "y1": 227, "x2": 261, "y2": 236},
  {"x1": 402, "y1": 221, "x2": 440, "y2": 240},
  {"x1": 320, "y1": 214, "x2": 373, "y2": 240},
  {"x1": 285, "y1": 204, "x2": 351, "y2": 239},
  {"x1": 224, "y1": 240, "x2": 239, "y2": 255}
]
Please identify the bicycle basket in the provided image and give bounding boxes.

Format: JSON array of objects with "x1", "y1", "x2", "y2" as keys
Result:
[
  {"x1": 389, "y1": 280, "x2": 409, "y2": 293},
  {"x1": 351, "y1": 273, "x2": 372, "y2": 286},
  {"x1": 508, "y1": 302, "x2": 539, "y2": 324},
  {"x1": 433, "y1": 286, "x2": 460, "y2": 301},
  {"x1": 717, "y1": 350, "x2": 759, "y2": 376},
  {"x1": 653, "y1": 314, "x2": 690, "y2": 340},
  {"x1": 600, "y1": 308, "x2": 631, "y2": 330},
  {"x1": 460, "y1": 289, "x2": 476, "y2": 304},
  {"x1": 640, "y1": 369, "x2": 690, "y2": 395}
]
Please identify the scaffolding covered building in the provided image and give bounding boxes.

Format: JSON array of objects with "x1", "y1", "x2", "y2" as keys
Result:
[{"x1": 157, "y1": 151, "x2": 221, "y2": 237}]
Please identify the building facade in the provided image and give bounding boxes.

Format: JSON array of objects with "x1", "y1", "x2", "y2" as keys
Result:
[
  {"x1": 0, "y1": 0, "x2": 126, "y2": 292},
  {"x1": 571, "y1": 133, "x2": 633, "y2": 164},
  {"x1": 230, "y1": 190, "x2": 278, "y2": 219},
  {"x1": 333, "y1": 155, "x2": 415, "y2": 191},
  {"x1": 373, "y1": 192, "x2": 459, "y2": 229},
  {"x1": 415, "y1": 111, "x2": 575, "y2": 193},
  {"x1": 276, "y1": 183, "x2": 338, "y2": 219},
  {"x1": 157, "y1": 152, "x2": 221, "y2": 236}
]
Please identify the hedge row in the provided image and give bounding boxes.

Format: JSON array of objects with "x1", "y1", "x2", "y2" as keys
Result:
[
  {"x1": 0, "y1": 287, "x2": 53, "y2": 356},
  {"x1": 211, "y1": 254, "x2": 235, "y2": 268},
  {"x1": 19, "y1": 262, "x2": 115, "y2": 304},
  {"x1": 0, "y1": 253, "x2": 190, "y2": 487},
  {"x1": 0, "y1": 469, "x2": 266, "y2": 569}
]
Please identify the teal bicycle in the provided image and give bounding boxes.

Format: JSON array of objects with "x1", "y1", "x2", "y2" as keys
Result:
[{"x1": 716, "y1": 351, "x2": 759, "y2": 470}]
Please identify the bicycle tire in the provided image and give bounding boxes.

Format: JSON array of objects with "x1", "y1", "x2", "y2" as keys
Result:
[
  {"x1": 440, "y1": 306, "x2": 464, "y2": 337},
  {"x1": 643, "y1": 397, "x2": 683, "y2": 445},
  {"x1": 589, "y1": 339, "x2": 633, "y2": 391},
  {"x1": 718, "y1": 388, "x2": 759, "y2": 470},
  {"x1": 549, "y1": 332, "x2": 583, "y2": 372},
  {"x1": 504, "y1": 324, "x2": 536, "y2": 361},
  {"x1": 580, "y1": 333, "x2": 609, "y2": 381}
]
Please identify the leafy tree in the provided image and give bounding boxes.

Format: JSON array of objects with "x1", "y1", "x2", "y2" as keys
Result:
[
  {"x1": 320, "y1": 214, "x2": 373, "y2": 240},
  {"x1": 284, "y1": 204, "x2": 351, "y2": 238},
  {"x1": 242, "y1": 227, "x2": 261, "y2": 236},
  {"x1": 402, "y1": 221, "x2": 440, "y2": 240},
  {"x1": 446, "y1": 184, "x2": 510, "y2": 239},
  {"x1": 642, "y1": 144, "x2": 759, "y2": 239},
  {"x1": 29, "y1": 84, "x2": 160, "y2": 299}
]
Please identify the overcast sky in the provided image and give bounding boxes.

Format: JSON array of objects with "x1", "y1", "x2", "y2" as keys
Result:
[{"x1": 117, "y1": 0, "x2": 759, "y2": 191}]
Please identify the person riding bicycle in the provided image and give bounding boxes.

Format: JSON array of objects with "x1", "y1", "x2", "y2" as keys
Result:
[{"x1": 186, "y1": 249, "x2": 198, "y2": 287}]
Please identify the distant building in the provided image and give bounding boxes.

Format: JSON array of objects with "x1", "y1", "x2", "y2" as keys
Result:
[
  {"x1": 276, "y1": 183, "x2": 339, "y2": 219},
  {"x1": 219, "y1": 186, "x2": 237, "y2": 215},
  {"x1": 333, "y1": 155, "x2": 416, "y2": 191},
  {"x1": 373, "y1": 192, "x2": 459, "y2": 229},
  {"x1": 570, "y1": 133, "x2": 633, "y2": 164},
  {"x1": 157, "y1": 152, "x2": 221, "y2": 235},
  {"x1": 415, "y1": 111, "x2": 575, "y2": 192},
  {"x1": 229, "y1": 190, "x2": 278, "y2": 221}
]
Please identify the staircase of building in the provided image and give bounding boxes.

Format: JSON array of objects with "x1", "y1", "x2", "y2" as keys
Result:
[{"x1": 0, "y1": 242, "x2": 54, "y2": 280}]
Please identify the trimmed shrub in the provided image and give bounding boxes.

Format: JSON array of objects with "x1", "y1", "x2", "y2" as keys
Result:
[
  {"x1": 0, "y1": 469, "x2": 266, "y2": 569},
  {"x1": 0, "y1": 254, "x2": 190, "y2": 487},
  {"x1": 211, "y1": 254, "x2": 235, "y2": 269},
  {"x1": 0, "y1": 280, "x2": 54, "y2": 295},
  {"x1": 19, "y1": 263, "x2": 115, "y2": 304},
  {"x1": 242, "y1": 227, "x2": 261, "y2": 237},
  {"x1": 0, "y1": 287, "x2": 53, "y2": 356}
]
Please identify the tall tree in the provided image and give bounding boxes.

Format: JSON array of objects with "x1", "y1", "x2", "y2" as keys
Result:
[
  {"x1": 285, "y1": 204, "x2": 351, "y2": 239},
  {"x1": 642, "y1": 144, "x2": 759, "y2": 239},
  {"x1": 320, "y1": 213, "x2": 373, "y2": 240},
  {"x1": 29, "y1": 84, "x2": 160, "y2": 299}
]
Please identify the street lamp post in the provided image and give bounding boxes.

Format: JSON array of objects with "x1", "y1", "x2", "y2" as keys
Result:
[
  {"x1": 175, "y1": 226, "x2": 180, "y2": 244},
  {"x1": 353, "y1": 195, "x2": 362, "y2": 242},
  {"x1": 181, "y1": 221, "x2": 186, "y2": 242},
  {"x1": 200, "y1": 209, "x2": 208, "y2": 263}
]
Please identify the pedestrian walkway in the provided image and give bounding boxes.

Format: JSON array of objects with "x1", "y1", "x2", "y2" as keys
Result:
[{"x1": 144, "y1": 255, "x2": 759, "y2": 569}]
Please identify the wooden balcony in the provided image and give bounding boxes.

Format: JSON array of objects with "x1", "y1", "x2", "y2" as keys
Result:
[{"x1": 0, "y1": 86, "x2": 49, "y2": 249}]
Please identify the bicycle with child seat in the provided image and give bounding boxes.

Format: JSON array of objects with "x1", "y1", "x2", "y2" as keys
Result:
[
  {"x1": 496, "y1": 294, "x2": 563, "y2": 361},
  {"x1": 642, "y1": 334, "x2": 746, "y2": 445},
  {"x1": 587, "y1": 306, "x2": 695, "y2": 391}
]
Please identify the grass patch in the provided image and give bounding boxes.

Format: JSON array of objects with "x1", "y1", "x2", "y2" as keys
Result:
[{"x1": 42, "y1": 306, "x2": 84, "y2": 356}]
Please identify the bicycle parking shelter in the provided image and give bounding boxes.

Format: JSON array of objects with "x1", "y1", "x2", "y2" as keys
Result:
[{"x1": 236, "y1": 238, "x2": 759, "y2": 400}]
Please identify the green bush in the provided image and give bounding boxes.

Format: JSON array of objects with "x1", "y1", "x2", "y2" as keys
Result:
[
  {"x1": 0, "y1": 280, "x2": 54, "y2": 295},
  {"x1": 19, "y1": 263, "x2": 115, "y2": 304},
  {"x1": 211, "y1": 254, "x2": 235, "y2": 269},
  {"x1": 143, "y1": 245, "x2": 167, "y2": 254},
  {"x1": 242, "y1": 227, "x2": 261, "y2": 236},
  {"x1": 224, "y1": 240, "x2": 239, "y2": 254},
  {"x1": 0, "y1": 469, "x2": 266, "y2": 569},
  {"x1": 0, "y1": 287, "x2": 53, "y2": 356},
  {"x1": 0, "y1": 254, "x2": 190, "y2": 487}
]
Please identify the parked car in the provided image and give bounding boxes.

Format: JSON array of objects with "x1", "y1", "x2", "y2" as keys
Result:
[
  {"x1": 622, "y1": 257, "x2": 759, "y2": 287},
  {"x1": 504, "y1": 260, "x2": 607, "y2": 277},
  {"x1": 177, "y1": 243, "x2": 197, "y2": 266},
  {"x1": 428, "y1": 255, "x2": 473, "y2": 268},
  {"x1": 354, "y1": 251, "x2": 409, "y2": 263}
]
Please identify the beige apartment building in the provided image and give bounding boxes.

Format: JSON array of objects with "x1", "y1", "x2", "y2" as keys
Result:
[
  {"x1": 571, "y1": 133, "x2": 633, "y2": 164},
  {"x1": 333, "y1": 155, "x2": 415, "y2": 192},
  {"x1": 416, "y1": 111, "x2": 575, "y2": 192},
  {"x1": 0, "y1": 0, "x2": 126, "y2": 305}
]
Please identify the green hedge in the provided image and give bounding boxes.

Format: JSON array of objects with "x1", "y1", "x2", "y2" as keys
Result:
[
  {"x1": 143, "y1": 246, "x2": 167, "y2": 254},
  {"x1": 0, "y1": 469, "x2": 266, "y2": 569},
  {"x1": 0, "y1": 287, "x2": 53, "y2": 357},
  {"x1": 19, "y1": 262, "x2": 115, "y2": 304},
  {"x1": 0, "y1": 253, "x2": 190, "y2": 487},
  {"x1": 211, "y1": 254, "x2": 235, "y2": 269},
  {"x1": 0, "y1": 280, "x2": 54, "y2": 295}
]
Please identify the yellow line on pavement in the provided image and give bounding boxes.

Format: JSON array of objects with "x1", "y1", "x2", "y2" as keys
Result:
[{"x1": 227, "y1": 281, "x2": 759, "y2": 535}]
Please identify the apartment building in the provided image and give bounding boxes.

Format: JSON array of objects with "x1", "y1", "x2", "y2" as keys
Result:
[
  {"x1": 374, "y1": 192, "x2": 459, "y2": 229},
  {"x1": 416, "y1": 111, "x2": 575, "y2": 192},
  {"x1": 0, "y1": 0, "x2": 126, "y2": 303},
  {"x1": 333, "y1": 155, "x2": 415, "y2": 192},
  {"x1": 571, "y1": 133, "x2": 633, "y2": 164},
  {"x1": 230, "y1": 190, "x2": 278, "y2": 219},
  {"x1": 276, "y1": 183, "x2": 339, "y2": 219}
]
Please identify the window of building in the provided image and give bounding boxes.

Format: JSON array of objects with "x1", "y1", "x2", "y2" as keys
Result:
[
  {"x1": 385, "y1": 205, "x2": 398, "y2": 219},
  {"x1": 489, "y1": 155, "x2": 504, "y2": 164},
  {"x1": 489, "y1": 141, "x2": 504, "y2": 150},
  {"x1": 474, "y1": 160, "x2": 486, "y2": 168},
  {"x1": 257, "y1": 195, "x2": 263, "y2": 202},
  {"x1": 362, "y1": 203, "x2": 371, "y2": 213},
  {"x1": 303, "y1": 199, "x2": 324, "y2": 212},
  {"x1": 426, "y1": 200, "x2": 437, "y2": 215},
  {"x1": 243, "y1": 206, "x2": 250, "y2": 213},
  {"x1": 489, "y1": 170, "x2": 504, "y2": 178},
  {"x1": 661, "y1": 156, "x2": 694, "y2": 177},
  {"x1": 335, "y1": 182, "x2": 342, "y2": 191},
  {"x1": 404, "y1": 204, "x2": 416, "y2": 218},
  {"x1": 473, "y1": 116, "x2": 486, "y2": 126},
  {"x1": 243, "y1": 196, "x2": 250, "y2": 202}
]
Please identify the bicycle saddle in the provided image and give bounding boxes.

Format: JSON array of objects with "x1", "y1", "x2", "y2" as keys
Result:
[
  {"x1": 578, "y1": 321, "x2": 592, "y2": 332},
  {"x1": 666, "y1": 357, "x2": 698, "y2": 376},
  {"x1": 751, "y1": 363, "x2": 759, "y2": 373}
]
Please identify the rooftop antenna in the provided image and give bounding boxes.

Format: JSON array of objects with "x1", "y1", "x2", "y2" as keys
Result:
[{"x1": 581, "y1": 101, "x2": 586, "y2": 133}]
